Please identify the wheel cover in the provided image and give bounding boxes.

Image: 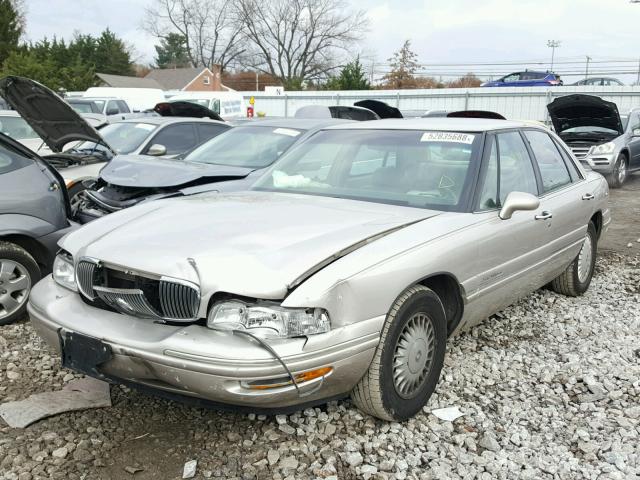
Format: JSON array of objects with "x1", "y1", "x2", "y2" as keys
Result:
[
  {"x1": 0, "y1": 259, "x2": 31, "y2": 320},
  {"x1": 392, "y1": 312, "x2": 436, "y2": 399},
  {"x1": 577, "y1": 233, "x2": 594, "y2": 283},
  {"x1": 618, "y1": 159, "x2": 627, "y2": 183}
]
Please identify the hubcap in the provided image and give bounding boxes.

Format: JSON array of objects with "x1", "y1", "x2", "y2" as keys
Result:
[
  {"x1": 0, "y1": 259, "x2": 31, "y2": 320},
  {"x1": 577, "y1": 233, "x2": 593, "y2": 283},
  {"x1": 618, "y1": 159, "x2": 627, "y2": 183},
  {"x1": 392, "y1": 312, "x2": 436, "y2": 399}
]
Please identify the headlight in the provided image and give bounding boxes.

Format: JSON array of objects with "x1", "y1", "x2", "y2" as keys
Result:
[
  {"x1": 207, "y1": 301, "x2": 330, "y2": 338},
  {"x1": 52, "y1": 252, "x2": 77, "y2": 291},
  {"x1": 589, "y1": 142, "x2": 615, "y2": 156}
]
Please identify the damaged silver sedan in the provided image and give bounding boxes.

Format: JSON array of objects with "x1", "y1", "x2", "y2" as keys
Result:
[{"x1": 29, "y1": 118, "x2": 610, "y2": 420}]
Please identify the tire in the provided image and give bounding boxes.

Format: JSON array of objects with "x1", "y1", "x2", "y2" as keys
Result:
[
  {"x1": 606, "y1": 153, "x2": 628, "y2": 188},
  {"x1": 550, "y1": 222, "x2": 597, "y2": 297},
  {"x1": 0, "y1": 242, "x2": 41, "y2": 325},
  {"x1": 68, "y1": 181, "x2": 88, "y2": 214},
  {"x1": 351, "y1": 285, "x2": 447, "y2": 421}
]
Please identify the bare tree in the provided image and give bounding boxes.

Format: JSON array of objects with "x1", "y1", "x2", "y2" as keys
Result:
[
  {"x1": 142, "y1": 0, "x2": 245, "y2": 70},
  {"x1": 236, "y1": 0, "x2": 368, "y2": 88}
]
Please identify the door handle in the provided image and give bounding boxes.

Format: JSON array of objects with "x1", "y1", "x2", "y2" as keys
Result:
[
  {"x1": 535, "y1": 211, "x2": 553, "y2": 220},
  {"x1": 582, "y1": 193, "x2": 595, "y2": 200},
  {"x1": 48, "y1": 182, "x2": 60, "y2": 192}
]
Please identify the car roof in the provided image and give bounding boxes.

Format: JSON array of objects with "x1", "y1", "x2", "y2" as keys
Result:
[
  {"x1": 112, "y1": 116, "x2": 227, "y2": 126},
  {"x1": 232, "y1": 118, "x2": 350, "y2": 131},
  {"x1": 321, "y1": 117, "x2": 536, "y2": 132}
]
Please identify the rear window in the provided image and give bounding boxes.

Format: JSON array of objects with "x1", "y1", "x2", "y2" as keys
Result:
[
  {"x1": 0, "y1": 142, "x2": 32, "y2": 175},
  {"x1": 0, "y1": 116, "x2": 38, "y2": 140}
]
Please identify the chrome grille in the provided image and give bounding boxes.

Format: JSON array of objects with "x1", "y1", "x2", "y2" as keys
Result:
[
  {"x1": 94, "y1": 286, "x2": 160, "y2": 318},
  {"x1": 75, "y1": 260, "x2": 200, "y2": 322},
  {"x1": 159, "y1": 280, "x2": 199, "y2": 320},
  {"x1": 76, "y1": 260, "x2": 97, "y2": 299},
  {"x1": 570, "y1": 146, "x2": 591, "y2": 159}
]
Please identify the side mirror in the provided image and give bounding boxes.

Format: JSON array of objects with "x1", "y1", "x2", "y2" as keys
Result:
[
  {"x1": 499, "y1": 192, "x2": 540, "y2": 220},
  {"x1": 632, "y1": 128, "x2": 640, "y2": 137},
  {"x1": 146, "y1": 144, "x2": 167, "y2": 156},
  {"x1": 106, "y1": 108, "x2": 119, "y2": 116}
]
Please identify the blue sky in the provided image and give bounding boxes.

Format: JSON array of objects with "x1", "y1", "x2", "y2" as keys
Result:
[{"x1": 23, "y1": 0, "x2": 640, "y2": 83}]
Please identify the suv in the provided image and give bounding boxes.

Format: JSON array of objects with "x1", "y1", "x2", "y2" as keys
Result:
[
  {"x1": 548, "y1": 94, "x2": 640, "y2": 187},
  {"x1": 482, "y1": 71, "x2": 562, "y2": 87},
  {"x1": 67, "y1": 97, "x2": 133, "y2": 119},
  {"x1": 0, "y1": 133, "x2": 73, "y2": 325}
]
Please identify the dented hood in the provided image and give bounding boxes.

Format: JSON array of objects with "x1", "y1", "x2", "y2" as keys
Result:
[
  {"x1": 547, "y1": 94, "x2": 624, "y2": 135},
  {"x1": 100, "y1": 155, "x2": 253, "y2": 188},
  {"x1": 0, "y1": 76, "x2": 109, "y2": 152},
  {"x1": 61, "y1": 191, "x2": 438, "y2": 299}
]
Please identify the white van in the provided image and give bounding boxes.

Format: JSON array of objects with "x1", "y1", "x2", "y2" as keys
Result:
[
  {"x1": 83, "y1": 87, "x2": 165, "y2": 112},
  {"x1": 167, "y1": 91, "x2": 244, "y2": 119}
]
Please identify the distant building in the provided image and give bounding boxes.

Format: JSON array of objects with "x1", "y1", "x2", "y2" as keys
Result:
[
  {"x1": 96, "y1": 73, "x2": 162, "y2": 89},
  {"x1": 145, "y1": 66, "x2": 231, "y2": 92}
]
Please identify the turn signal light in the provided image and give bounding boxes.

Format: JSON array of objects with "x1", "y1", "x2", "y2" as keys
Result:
[{"x1": 246, "y1": 366, "x2": 333, "y2": 390}]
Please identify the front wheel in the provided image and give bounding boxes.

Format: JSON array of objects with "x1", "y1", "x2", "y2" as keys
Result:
[
  {"x1": 606, "y1": 154, "x2": 628, "y2": 188},
  {"x1": 351, "y1": 285, "x2": 447, "y2": 421},
  {"x1": 550, "y1": 222, "x2": 597, "y2": 297},
  {"x1": 0, "y1": 242, "x2": 41, "y2": 325}
]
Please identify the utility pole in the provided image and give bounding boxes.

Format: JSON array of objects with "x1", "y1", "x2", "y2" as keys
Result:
[
  {"x1": 370, "y1": 61, "x2": 375, "y2": 85},
  {"x1": 547, "y1": 40, "x2": 561, "y2": 71},
  {"x1": 255, "y1": 72, "x2": 259, "y2": 91},
  {"x1": 585, "y1": 55, "x2": 591, "y2": 79}
]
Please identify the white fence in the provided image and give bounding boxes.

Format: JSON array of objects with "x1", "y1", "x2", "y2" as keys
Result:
[{"x1": 241, "y1": 86, "x2": 640, "y2": 121}]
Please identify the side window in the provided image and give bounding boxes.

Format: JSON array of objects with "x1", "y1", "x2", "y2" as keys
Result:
[
  {"x1": 196, "y1": 123, "x2": 229, "y2": 143},
  {"x1": 502, "y1": 73, "x2": 519, "y2": 82},
  {"x1": 524, "y1": 130, "x2": 572, "y2": 193},
  {"x1": 553, "y1": 137, "x2": 582, "y2": 180},
  {"x1": 106, "y1": 101, "x2": 120, "y2": 114},
  {"x1": 116, "y1": 101, "x2": 130, "y2": 113},
  {"x1": 497, "y1": 132, "x2": 538, "y2": 202},
  {"x1": 628, "y1": 113, "x2": 640, "y2": 133},
  {"x1": 146, "y1": 124, "x2": 198, "y2": 156},
  {"x1": 0, "y1": 143, "x2": 32, "y2": 175}
]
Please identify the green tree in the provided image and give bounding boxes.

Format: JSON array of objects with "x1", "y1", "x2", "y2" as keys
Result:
[
  {"x1": 154, "y1": 33, "x2": 191, "y2": 69},
  {"x1": 382, "y1": 40, "x2": 419, "y2": 89},
  {"x1": 94, "y1": 29, "x2": 134, "y2": 75},
  {"x1": 326, "y1": 57, "x2": 370, "y2": 90},
  {"x1": 0, "y1": 0, "x2": 23, "y2": 65}
]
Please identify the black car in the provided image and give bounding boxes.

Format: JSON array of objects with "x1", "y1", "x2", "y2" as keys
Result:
[{"x1": 0, "y1": 133, "x2": 74, "y2": 324}]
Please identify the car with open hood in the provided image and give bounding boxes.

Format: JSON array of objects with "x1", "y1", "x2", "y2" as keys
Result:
[
  {"x1": 0, "y1": 132, "x2": 75, "y2": 325},
  {"x1": 29, "y1": 117, "x2": 609, "y2": 420},
  {"x1": 0, "y1": 76, "x2": 231, "y2": 202},
  {"x1": 548, "y1": 94, "x2": 640, "y2": 187},
  {"x1": 73, "y1": 118, "x2": 347, "y2": 223}
]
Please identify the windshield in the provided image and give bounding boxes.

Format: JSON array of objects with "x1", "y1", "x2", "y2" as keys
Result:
[
  {"x1": 0, "y1": 116, "x2": 38, "y2": 140},
  {"x1": 74, "y1": 122, "x2": 157, "y2": 154},
  {"x1": 185, "y1": 126, "x2": 304, "y2": 168},
  {"x1": 69, "y1": 101, "x2": 100, "y2": 114},
  {"x1": 254, "y1": 129, "x2": 480, "y2": 211},
  {"x1": 562, "y1": 126, "x2": 620, "y2": 135}
]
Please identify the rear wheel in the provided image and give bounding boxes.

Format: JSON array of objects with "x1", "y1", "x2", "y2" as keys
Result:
[
  {"x1": 68, "y1": 181, "x2": 88, "y2": 214},
  {"x1": 606, "y1": 153, "x2": 628, "y2": 188},
  {"x1": 351, "y1": 285, "x2": 447, "y2": 421},
  {"x1": 550, "y1": 222, "x2": 597, "y2": 297},
  {"x1": 0, "y1": 242, "x2": 40, "y2": 325}
]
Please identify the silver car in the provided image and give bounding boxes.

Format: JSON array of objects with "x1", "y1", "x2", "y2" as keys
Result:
[{"x1": 28, "y1": 118, "x2": 610, "y2": 420}]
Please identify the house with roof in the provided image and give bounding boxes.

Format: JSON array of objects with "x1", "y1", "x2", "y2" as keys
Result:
[{"x1": 145, "y1": 66, "x2": 230, "y2": 92}]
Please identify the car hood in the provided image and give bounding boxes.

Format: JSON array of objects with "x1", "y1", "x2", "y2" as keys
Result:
[
  {"x1": 547, "y1": 94, "x2": 624, "y2": 135},
  {"x1": 0, "y1": 76, "x2": 109, "y2": 152},
  {"x1": 100, "y1": 155, "x2": 254, "y2": 188},
  {"x1": 62, "y1": 191, "x2": 439, "y2": 299}
]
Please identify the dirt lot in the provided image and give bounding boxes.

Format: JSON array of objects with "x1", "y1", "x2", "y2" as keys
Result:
[{"x1": 1, "y1": 175, "x2": 639, "y2": 480}]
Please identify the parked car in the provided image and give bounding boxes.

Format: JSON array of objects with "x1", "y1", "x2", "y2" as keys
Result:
[
  {"x1": 29, "y1": 118, "x2": 609, "y2": 420},
  {"x1": 83, "y1": 87, "x2": 165, "y2": 113},
  {"x1": 0, "y1": 110, "x2": 45, "y2": 152},
  {"x1": 295, "y1": 105, "x2": 380, "y2": 121},
  {"x1": 482, "y1": 71, "x2": 562, "y2": 87},
  {"x1": 67, "y1": 97, "x2": 133, "y2": 119},
  {"x1": 548, "y1": 94, "x2": 640, "y2": 187},
  {"x1": 74, "y1": 118, "x2": 347, "y2": 223},
  {"x1": 0, "y1": 76, "x2": 231, "y2": 203},
  {"x1": 167, "y1": 91, "x2": 244, "y2": 119},
  {"x1": 0, "y1": 132, "x2": 74, "y2": 325},
  {"x1": 572, "y1": 77, "x2": 624, "y2": 87}
]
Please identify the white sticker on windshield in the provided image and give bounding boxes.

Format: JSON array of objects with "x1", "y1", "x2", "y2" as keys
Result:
[
  {"x1": 273, "y1": 128, "x2": 301, "y2": 137},
  {"x1": 420, "y1": 132, "x2": 475, "y2": 144},
  {"x1": 135, "y1": 124, "x2": 156, "y2": 131}
]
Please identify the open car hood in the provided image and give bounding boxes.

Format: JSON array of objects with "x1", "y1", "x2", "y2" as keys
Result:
[
  {"x1": 354, "y1": 100, "x2": 403, "y2": 119},
  {"x1": 0, "y1": 76, "x2": 110, "y2": 153},
  {"x1": 99, "y1": 155, "x2": 253, "y2": 188},
  {"x1": 547, "y1": 94, "x2": 624, "y2": 135},
  {"x1": 154, "y1": 101, "x2": 224, "y2": 121}
]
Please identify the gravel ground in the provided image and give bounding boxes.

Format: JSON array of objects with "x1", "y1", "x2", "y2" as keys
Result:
[{"x1": 0, "y1": 251, "x2": 638, "y2": 480}]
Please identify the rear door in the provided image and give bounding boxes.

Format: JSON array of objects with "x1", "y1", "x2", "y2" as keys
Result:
[{"x1": 523, "y1": 129, "x2": 592, "y2": 270}]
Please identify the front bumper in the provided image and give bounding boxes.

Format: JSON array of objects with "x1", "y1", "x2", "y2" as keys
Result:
[
  {"x1": 28, "y1": 276, "x2": 382, "y2": 411},
  {"x1": 578, "y1": 154, "x2": 615, "y2": 174}
]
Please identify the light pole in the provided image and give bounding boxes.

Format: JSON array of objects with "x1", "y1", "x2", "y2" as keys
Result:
[
  {"x1": 585, "y1": 55, "x2": 591, "y2": 80},
  {"x1": 547, "y1": 40, "x2": 561, "y2": 71}
]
